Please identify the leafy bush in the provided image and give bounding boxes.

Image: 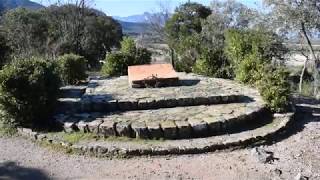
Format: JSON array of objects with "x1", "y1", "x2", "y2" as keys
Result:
[
  {"x1": 120, "y1": 37, "x2": 137, "y2": 54},
  {"x1": 225, "y1": 29, "x2": 287, "y2": 65},
  {"x1": 235, "y1": 53, "x2": 264, "y2": 84},
  {"x1": 134, "y1": 48, "x2": 152, "y2": 65},
  {"x1": 224, "y1": 29, "x2": 290, "y2": 112},
  {"x1": 58, "y1": 54, "x2": 87, "y2": 85},
  {"x1": 193, "y1": 48, "x2": 233, "y2": 78},
  {"x1": 101, "y1": 52, "x2": 134, "y2": 76},
  {"x1": 101, "y1": 37, "x2": 151, "y2": 76},
  {"x1": 174, "y1": 35, "x2": 202, "y2": 72},
  {"x1": 0, "y1": 57, "x2": 61, "y2": 127},
  {"x1": 258, "y1": 66, "x2": 290, "y2": 112}
]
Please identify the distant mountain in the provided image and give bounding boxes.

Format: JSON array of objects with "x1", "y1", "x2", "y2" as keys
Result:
[
  {"x1": 114, "y1": 12, "x2": 151, "y2": 23},
  {"x1": 0, "y1": 0, "x2": 44, "y2": 13},
  {"x1": 118, "y1": 20, "x2": 151, "y2": 36}
]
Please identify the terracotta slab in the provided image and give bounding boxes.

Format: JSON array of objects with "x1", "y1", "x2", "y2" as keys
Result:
[{"x1": 128, "y1": 64, "x2": 179, "y2": 88}]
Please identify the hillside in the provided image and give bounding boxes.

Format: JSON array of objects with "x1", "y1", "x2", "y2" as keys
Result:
[
  {"x1": 0, "y1": 0, "x2": 43, "y2": 13},
  {"x1": 118, "y1": 20, "x2": 151, "y2": 36},
  {"x1": 113, "y1": 12, "x2": 150, "y2": 23}
]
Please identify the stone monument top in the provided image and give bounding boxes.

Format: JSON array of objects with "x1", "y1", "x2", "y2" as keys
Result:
[{"x1": 128, "y1": 64, "x2": 179, "y2": 88}]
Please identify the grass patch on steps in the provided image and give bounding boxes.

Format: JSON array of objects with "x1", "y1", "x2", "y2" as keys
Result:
[
  {"x1": 45, "y1": 131, "x2": 165, "y2": 145},
  {"x1": 46, "y1": 132, "x2": 98, "y2": 144}
]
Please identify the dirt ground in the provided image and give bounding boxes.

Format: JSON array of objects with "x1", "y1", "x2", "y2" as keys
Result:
[{"x1": 0, "y1": 111, "x2": 320, "y2": 180}]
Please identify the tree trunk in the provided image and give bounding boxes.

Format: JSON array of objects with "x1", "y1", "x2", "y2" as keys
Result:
[
  {"x1": 298, "y1": 35, "x2": 310, "y2": 93},
  {"x1": 299, "y1": 58, "x2": 308, "y2": 93},
  {"x1": 170, "y1": 47, "x2": 175, "y2": 68},
  {"x1": 301, "y1": 22, "x2": 319, "y2": 95}
]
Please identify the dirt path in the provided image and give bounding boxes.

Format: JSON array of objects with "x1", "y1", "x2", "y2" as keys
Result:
[{"x1": 1, "y1": 113, "x2": 320, "y2": 180}]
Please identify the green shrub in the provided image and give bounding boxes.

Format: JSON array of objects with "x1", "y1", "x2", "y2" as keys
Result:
[
  {"x1": 58, "y1": 54, "x2": 87, "y2": 85},
  {"x1": 120, "y1": 37, "x2": 137, "y2": 54},
  {"x1": 134, "y1": 48, "x2": 152, "y2": 65},
  {"x1": 225, "y1": 29, "x2": 287, "y2": 67},
  {"x1": 101, "y1": 52, "x2": 134, "y2": 76},
  {"x1": 173, "y1": 35, "x2": 202, "y2": 73},
  {"x1": 258, "y1": 66, "x2": 290, "y2": 112},
  {"x1": 193, "y1": 48, "x2": 233, "y2": 78},
  {"x1": 0, "y1": 57, "x2": 61, "y2": 127},
  {"x1": 224, "y1": 29, "x2": 290, "y2": 112},
  {"x1": 235, "y1": 53, "x2": 265, "y2": 84},
  {"x1": 101, "y1": 38, "x2": 152, "y2": 77}
]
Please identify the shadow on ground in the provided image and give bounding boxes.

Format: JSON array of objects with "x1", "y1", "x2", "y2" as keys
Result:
[
  {"x1": 255, "y1": 95, "x2": 320, "y2": 146},
  {"x1": 0, "y1": 161, "x2": 50, "y2": 180}
]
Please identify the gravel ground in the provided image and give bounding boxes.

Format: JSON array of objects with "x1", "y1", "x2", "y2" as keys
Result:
[{"x1": 0, "y1": 113, "x2": 320, "y2": 180}]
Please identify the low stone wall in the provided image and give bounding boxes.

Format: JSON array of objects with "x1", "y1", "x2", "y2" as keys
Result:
[
  {"x1": 55, "y1": 102, "x2": 268, "y2": 139},
  {"x1": 18, "y1": 112, "x2": 294, "y2": 158},
  {"x1": 83, "y1": 94, "x2": 245, "y2": 112}
]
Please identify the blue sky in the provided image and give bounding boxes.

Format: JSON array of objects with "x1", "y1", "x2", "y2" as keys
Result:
[{"x1": 31, "y1": 0, "x2": 261, "y2": 17}]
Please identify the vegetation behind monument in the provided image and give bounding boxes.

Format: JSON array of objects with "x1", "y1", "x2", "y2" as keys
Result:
[
  {"x1": 2, "y1": 5, "x2": 122, "y2": 67},
  {"x1": 101, "y1": 37, "x2": 152, "y2": 76},
  {"x1": 0, "y1": 0, "x2": 319, "y2": 129}
]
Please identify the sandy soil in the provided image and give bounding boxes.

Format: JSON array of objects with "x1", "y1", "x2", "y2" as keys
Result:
[{"x1": 0, "y1": 112, "x2": 320, "y2": 180}]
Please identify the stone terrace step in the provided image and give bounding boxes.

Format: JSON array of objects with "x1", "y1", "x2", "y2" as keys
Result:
[
  {"x1": 58, "y1": 94, "x2": 250, "y2": 114},
  {"x1": 60, "y1": 86, "x2": 86, "y2": 98},
  {"x1": 43, "y1": 113, "x2": 294, "y2": 157},
  {"x1": 54, "y1": 101, "x2": 267, "y2": 140},
  {"x1": 57, "y1": 73, "x2": 264, "y2": 113}
]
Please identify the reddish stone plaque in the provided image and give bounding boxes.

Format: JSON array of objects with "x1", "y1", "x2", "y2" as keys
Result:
[{"x1": 128, "y1": 64, "x2": 179, "y2": 88}]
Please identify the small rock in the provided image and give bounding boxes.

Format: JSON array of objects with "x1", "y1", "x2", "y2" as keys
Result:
[
  {"x1": 274, "y1": 168, "x2": 282, "y2": 176},
  {"x1": 36, "y1": 134, "x2": 47, "y2": 140},
  {"x1": 251, "y1": 147, "x2": 276, "y2": 163},
  {"x1": 294, "y1": 173, "x2": 309, "y2": 180}
]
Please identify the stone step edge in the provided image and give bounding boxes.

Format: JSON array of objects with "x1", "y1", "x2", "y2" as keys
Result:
[
  {"x1": 57, "y1": 94, "x2": 255, "y2": 113},
  {"x1": 57, "y1": 106, "x2": 268, "y2": 139},
  {"x1": 17, "y1": 112, "x2": 294, "y2": 157}
]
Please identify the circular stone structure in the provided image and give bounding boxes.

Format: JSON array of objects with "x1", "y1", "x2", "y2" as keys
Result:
[
  {"x1": 81, "y1": 73, "x2": 265, "y2": 111},
  {"x1": 55, "y1": 73, "x2": 268, "y2": 140}
]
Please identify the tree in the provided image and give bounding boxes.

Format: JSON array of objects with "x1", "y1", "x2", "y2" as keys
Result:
[
  {"x1": 164, "y1": 2, "x2": 211, "y2": 72},
  {"x1": 165, "y1": 2, "x2": 211, "y2": 41},
  {"x1": 147, "y1": 0, "x2": 172, "y2": 42},
  {"x1": 2, "y1": 8, "x2": 49, "y2": 58},
  {"x1": 264, "y1": 0, "x2": 320, "y2": 95},
  {"x1": 1, "y1": 3, "x2": 122, "y2": 66},
  {"x1": 224, "y1": 28, "x2": 287, "y2": 83},
  {"x1": 80, "y1": 14, "x2": 122, "y2": 65},
  {"x1": 193, "y1": 0, "x2": 259, "y2": 78},
  {"x1": 210, "y1": 0, "x2": 258, "y2": 29},
  {"x1": 44, "y1": 3, "x2": 122, "y2": 66},
  {"x1": 146, "y1": 0, "x2": 175, "y2": 67},
  {"x1": 201, "y1": 0, "x2": 261, "y2": 51},
  {"x1": 0, "y1": 31, "x2": 11, "y2": 68}
]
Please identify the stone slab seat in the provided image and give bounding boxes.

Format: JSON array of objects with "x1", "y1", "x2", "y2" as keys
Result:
[{"x1": 128, "y1": 64, "x2": 179, "y2": 88}]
